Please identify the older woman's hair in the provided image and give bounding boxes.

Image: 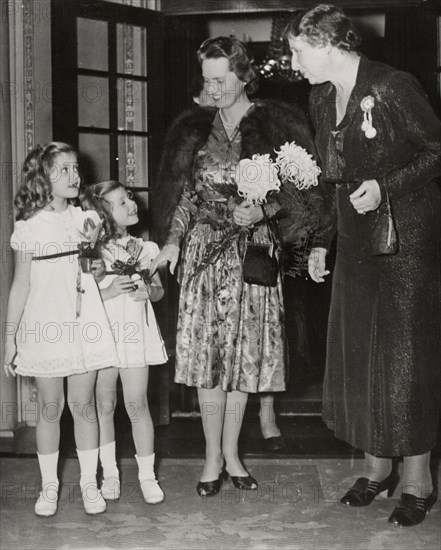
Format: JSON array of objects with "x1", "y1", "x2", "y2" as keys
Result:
[
  {"x1": 198, "y1": 36, "x2": 259, "y2": 95},
  {"x1": 285, "y1": 4, "x2": 361, "y2": 52}
]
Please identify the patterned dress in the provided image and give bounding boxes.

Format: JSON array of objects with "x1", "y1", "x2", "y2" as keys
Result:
[
  {"x1": 311, "y1": 57, "x2": 441, "y2": 456},
  {"x1": 168, "y1": 112, "x2": 286, "y2": 393}
]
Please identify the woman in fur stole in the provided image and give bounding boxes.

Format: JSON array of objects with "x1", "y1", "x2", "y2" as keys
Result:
[{"x1": 151, "y1": 36, "x2": 320, "y2": 496}]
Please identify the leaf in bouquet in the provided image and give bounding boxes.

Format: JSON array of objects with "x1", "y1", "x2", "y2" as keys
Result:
[
  {"x1": 139, "y1": 268, "x2": 153, "y2": 285},
  {"x1": 284, "y1": 231, "x2": 315, "y2": 279},
  {"x1": 212, "y1": 183, "x2": 238, "y2": 199},
  {"x1": 277, "y1": 185, "x2": 320, "y2": 244},
  {"x1": 189, "y1": 227, "x2": 242, "y2": 283}
]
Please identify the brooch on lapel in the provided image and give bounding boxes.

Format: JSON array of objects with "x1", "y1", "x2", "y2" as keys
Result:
[{"x1": 360, "y1": 95, "x2": 377, "y2": 139}]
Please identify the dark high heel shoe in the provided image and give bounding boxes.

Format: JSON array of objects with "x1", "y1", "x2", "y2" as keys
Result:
[
  {"x1": 388, "y1": 490, "x2": 437, "y2": 527},
  {"x1": 228, "y1": 472, "x2": 258, "y2": 490},
  {"x1": 263, "y1": 435, "x2": 286, "y2": 452},
  {"x1": 196, "y1": 470, "x2": 227, "y2": 497},
  {"x1": 340, "y1": 470, "x2": 400, "y2": 507}
]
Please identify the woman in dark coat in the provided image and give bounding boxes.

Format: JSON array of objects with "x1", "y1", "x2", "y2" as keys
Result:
[
  {"x1": 286, "y1": 4, "x2": 441, "y2": 527},
  {"x1": 151, "y1": 37, "x2": 320, "y2": 497}
]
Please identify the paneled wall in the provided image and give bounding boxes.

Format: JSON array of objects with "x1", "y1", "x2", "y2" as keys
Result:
[{"x1": 1, "y1": 0, "x2": 53, "y2": 436}]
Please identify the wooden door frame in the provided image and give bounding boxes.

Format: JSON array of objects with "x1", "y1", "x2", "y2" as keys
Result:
[{"x1": 51, "y1": 0, "x2": 170, "y2": 425}]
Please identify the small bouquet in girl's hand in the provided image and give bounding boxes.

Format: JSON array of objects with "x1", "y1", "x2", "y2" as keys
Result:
[
  {"x1": 78, "y1": 218, "x2": 103, "y2": 273},
  {"x1": 109, "y1": 238, "x2": 153, "y2": 287},
  {"x1": 109, "y1": 237, "x2": 157, "y2": 323}
]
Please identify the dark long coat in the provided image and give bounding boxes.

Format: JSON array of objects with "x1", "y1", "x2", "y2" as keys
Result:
[{"x1": 311, "y1": 56, "x2": 441, "y2": 456}]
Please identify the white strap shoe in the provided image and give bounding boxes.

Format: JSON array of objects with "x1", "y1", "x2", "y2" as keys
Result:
[
  {"x1": 81, "y1": 482, "x2": 107, "y2": 515},
  {"x1": 34, "y1": 484, "x2": 59, "y2": 517},
  {"x1": 140, "y1": 478, "x2": 165, "y2": 504},
  {"x1": 101, "y1": 476, "x2": 121, "y2": 501}
]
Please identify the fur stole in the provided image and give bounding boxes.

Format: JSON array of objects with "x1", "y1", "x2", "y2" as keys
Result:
[{"x1": 153, "y1": 100, "x2": 320, "y2": 244}]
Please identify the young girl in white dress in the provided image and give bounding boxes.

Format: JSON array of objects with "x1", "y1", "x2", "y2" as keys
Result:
[
  {"x1": 3, "y1": 142, "x2": 119, "y2": 517},
  {"x1": 83, "y1": 181, "x2": 168, "y2": 504}
]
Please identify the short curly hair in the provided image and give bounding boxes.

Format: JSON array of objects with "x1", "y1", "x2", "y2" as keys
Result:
[
  {"x1": 15, "y1": 142, "x2": 77, "y2": 220},
  {"x1": 285, "y1": 4, "x2": 361, "y2": 52},
  {"x1": 198, "y1": 36, "x2": 259, "y2": 95}
]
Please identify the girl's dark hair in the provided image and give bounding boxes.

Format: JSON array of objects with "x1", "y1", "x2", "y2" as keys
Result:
[
  {"x1": 15, "y1": 142, "x2": 77, "y2": 220},
  {"x1": 284, "y1": 4, "x2": 361, "y2": 52},
  {"x1": 197, "y1": 36, "x2": 259, "y2": 95},
  {"x1": 81, "y1": 180, "x2": 128, "y2": 244}
]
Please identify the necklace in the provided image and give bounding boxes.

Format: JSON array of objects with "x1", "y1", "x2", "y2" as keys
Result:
[{"x1": 219, "y1": 109, "x2": 240, "y2": 128}]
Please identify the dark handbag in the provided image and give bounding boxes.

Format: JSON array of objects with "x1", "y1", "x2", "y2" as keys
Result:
[
  {"x1": 371, "y1": 187, "x2": 398, "y2": 255},
  {"x1": 243, "y1": 213, "x2": 279, "y2": 287}
]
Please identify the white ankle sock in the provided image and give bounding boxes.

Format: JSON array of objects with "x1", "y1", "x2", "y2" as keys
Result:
[
  {"x1": 135, "y1": 453, "x2": 157, "y2": 481},
  {"x1": 77, "y1": 448, "x2": 99, "y2": 488},
  {"x1": 99, "y1": 441, "x2": 119, "y2": 479},
  {"x1": 37, "y1": 451, "x2": 59, "y2": 488}
]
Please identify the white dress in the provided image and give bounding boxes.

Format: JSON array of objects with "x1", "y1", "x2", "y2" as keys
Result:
[
  {"x1": 99, "y1": 236, "x2": 168, "y2": 368},
  {"x1": 10, "y1": 205, "x2": 119, "y2": 378}
]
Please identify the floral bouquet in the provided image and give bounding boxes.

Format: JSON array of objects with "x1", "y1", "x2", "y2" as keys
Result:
[
  {"x1": 236, "y1": 153, "x2": 281, "y2": 204},
  {"x1": 78, "y1": 218, "x2": 103, "y2": 273},
  {"x1": 272, "y1": 142, "x2": 322, "y2": 277},
  {"x1": 191, "y1": 142, "x2": 321, "y2": 280},
  {"x1": 108, "y1": 238, "x2": 154, "y2": 323},
  {"x1": 109, "y1": 238, "x2": 153, "y2": 287}
]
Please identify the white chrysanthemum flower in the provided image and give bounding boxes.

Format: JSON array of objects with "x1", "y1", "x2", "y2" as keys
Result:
[
  {"x1": 236, "y1": 153, "x2": 281, "y2": 204},
  {"x1": 274, "y1": 142, "x2": 321, "y2": 190}
]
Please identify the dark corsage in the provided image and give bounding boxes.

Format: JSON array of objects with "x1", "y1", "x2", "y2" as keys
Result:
[{"x1": 109, "y1": 238, "x2": 152, "y2": 286}]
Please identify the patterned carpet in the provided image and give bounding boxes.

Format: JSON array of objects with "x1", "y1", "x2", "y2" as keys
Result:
[{"x1": 1, "y1": 458, "x2": 440, "y2": 550}]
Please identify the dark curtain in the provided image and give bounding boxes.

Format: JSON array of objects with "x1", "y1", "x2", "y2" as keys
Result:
[
  {"x1": 384, "y1": 5, "x2": 440, "y2": 116},
  {"x1": 163, "y1": 16, "x2": 208, "y2": 127},
  {"x1": 160, "y1": 16, "x2": 208, "y2": 414}
]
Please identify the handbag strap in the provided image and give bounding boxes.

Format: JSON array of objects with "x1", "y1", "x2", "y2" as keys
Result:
[
  {"x1": 383, "y1": 186, "x2": 392, "y2": 217},
  {"x1": 248, "y1": 206, "x2": 277, "y2": 246}
]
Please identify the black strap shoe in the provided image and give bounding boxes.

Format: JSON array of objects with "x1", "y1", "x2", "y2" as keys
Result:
[
  {"x1": 388, "y1": 491, "x2": 437, "y2": 527},
  {"x1": 340, "y1": 470, "x2": 400, "y2": 506}
]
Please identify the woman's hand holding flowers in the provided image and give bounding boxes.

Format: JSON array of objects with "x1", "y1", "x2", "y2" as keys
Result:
[
  {"x1": 233, "y1": 201, "x2": 264, "y2": 226},
  {"x1": 150, "y1": 244, "x2": 180, "y2": 275},
  {"x1": 349, "y1": 180, "x2": 381, "y2": 215}
]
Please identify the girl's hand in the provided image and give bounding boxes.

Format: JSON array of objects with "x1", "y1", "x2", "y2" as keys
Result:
[
  {"x1": 90, "y1": 259, "x2": 106, "y2": 279},
  {"x1": 150, "y1": 245, "x2": 180, "y2": 275},
  {"x1": 129, "y1": 280, "x2": 149, "y2": 302},
  {"x1": 108, "y1": 275, "x2": 135, "y2": 297},
  {"x1": 349, "y1": 180, "x2": 381, "y2": 215},
  {"x1": 130, "y1": 283, "x2": 164, "y2": 303},
  {"x1": 3, "y1": 340, "x2": 17, "y2": 378},
  {"x1": 233, "y1": 201, "x2": 264, "y2": 226},
  {"x1": 308, "y1": 247, "x2": 330, "y2": 283}
]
